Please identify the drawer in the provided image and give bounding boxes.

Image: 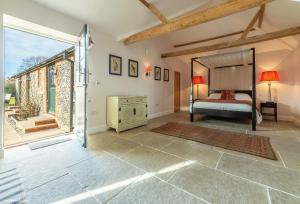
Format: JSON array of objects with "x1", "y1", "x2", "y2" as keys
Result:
[
  {"x1": 119, "y1": 97, "x2": 147, "y2": 104},
  {"x1": 134, "y1": 97, "x2": 147, "y2": 103},
  {"x1": 119, "y1": 98, "x2": 135, "y2": 104}
]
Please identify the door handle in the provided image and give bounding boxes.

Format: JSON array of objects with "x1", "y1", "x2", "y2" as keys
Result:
[{"x1": 133, "y1": 108, "x2": 136, "y2": 115}]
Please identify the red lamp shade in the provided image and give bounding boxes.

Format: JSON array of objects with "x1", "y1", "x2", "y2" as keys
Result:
[
  {"x1": 260, "y1": 71, "x2": 280, "y2": 82},
  {"x1": 193, "y1": 76, "x2": 205, "y2": 84}
]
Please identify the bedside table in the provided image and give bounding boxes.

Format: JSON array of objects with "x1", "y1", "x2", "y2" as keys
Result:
[{"x1": 260, "y1": 102, "x2": 277, "y2": 122}]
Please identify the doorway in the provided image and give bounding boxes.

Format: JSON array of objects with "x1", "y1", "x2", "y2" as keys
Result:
[
  {"x1": 2, "y1": 15, "x2": 89, "y2": 149},
  {"x1": 174, "y1": 71, "x2": 181, "y2": 112}
]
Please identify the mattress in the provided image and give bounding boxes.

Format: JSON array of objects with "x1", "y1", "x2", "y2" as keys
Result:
[
  {"x1": 192, "y1": 101, "x2": 252, "y2": 112},
  {"x1": 190, "y1": 99, "x2": 262, "y2": 124}
]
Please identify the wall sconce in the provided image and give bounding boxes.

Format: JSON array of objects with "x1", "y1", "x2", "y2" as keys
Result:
[{"x1": 145, "y1": 65, "x2": 152, "y2": 77}]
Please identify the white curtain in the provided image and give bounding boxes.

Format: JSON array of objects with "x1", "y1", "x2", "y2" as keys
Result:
[
  {"x1": 198, "y1": 49, "x2": 253, "y2": 90},
  {"x1": 210, "y1": 65, "x2": 252, "y2": 90}
]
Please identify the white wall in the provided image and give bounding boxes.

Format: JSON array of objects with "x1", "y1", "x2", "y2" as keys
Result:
[
  {"x1": 256, "y1": 49, "x2": 296, "y2": 121},
  {"x1": 87, "y1": 27, "x2": 184, "y2": 133},
  {"x1": 0, "y1": 0, "x2": 185, "y2": 155},
  {"x1": 291, "y1": 42, "x2": 300, "y2": 123}
]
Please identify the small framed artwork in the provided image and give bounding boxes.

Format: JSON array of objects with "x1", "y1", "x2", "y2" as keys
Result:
[
  {"x1": 109, "y1": 54, "x2": 122, "y2": 76},
  {"x1": 154, "y1": 66, "x2": 161, "y2": 81},
  {"x1": 128, "y1": 59, "x2": 139, "y2": 78},
  {"x1": 164, "y1": 69, "x2": 169, "y2": 82}
]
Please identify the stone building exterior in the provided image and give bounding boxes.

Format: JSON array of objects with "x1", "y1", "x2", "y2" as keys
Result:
[{"x1": 12, "y1": 47, "x2": 74, "y2": 132}]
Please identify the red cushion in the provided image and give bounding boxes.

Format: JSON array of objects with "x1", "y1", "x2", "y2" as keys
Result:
[
  {"x1": 221, "y1": 90, "x2": 235, "y2": 100},
  {"x1": 220, "y1": 90, "x2": 226, "y2": 100}
]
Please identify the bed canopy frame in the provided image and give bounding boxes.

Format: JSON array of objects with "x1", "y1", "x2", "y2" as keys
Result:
[{"x1": 190, "y1": 48, "x2": 257, "y2": 131}]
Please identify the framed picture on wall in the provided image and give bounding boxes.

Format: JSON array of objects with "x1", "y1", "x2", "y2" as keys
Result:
[
  {"x1": 154, "y1": 66, "x2": 161, "y2": 81},
  {"x1": 164, "y1": 69, "x2": 169, "y2": 82},
  {"x1": 128, "y1": 59, "x2": 139, "y2": 78},
  {"x1": 109, "y1": 54, "x2": 122, "y2": 76}
]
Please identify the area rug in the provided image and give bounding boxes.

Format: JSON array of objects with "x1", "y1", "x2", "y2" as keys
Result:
[{"x1": 151, "y1": 122, "x2": 277, "y2": 160}]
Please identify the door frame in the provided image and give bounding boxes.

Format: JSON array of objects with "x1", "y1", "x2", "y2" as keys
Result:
[
  {"x1": 174, "y1": 71, "x2": 181, "y2": 112},
  {"x1": 1, "y1": 15, "x2": 81, "y2": 157},
  {"x1": 74, "y1": 24, "x2": 89, "y2": 148}
]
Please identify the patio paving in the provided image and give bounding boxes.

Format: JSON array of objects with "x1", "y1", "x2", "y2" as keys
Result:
[{"x1": 4, "y1": 115, "x2": 66, "y2": 147}]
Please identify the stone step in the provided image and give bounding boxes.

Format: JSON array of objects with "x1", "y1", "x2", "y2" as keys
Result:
[
  {"x1": 25, "y1": 123, "x2": 58, "y2": 133},
  {"x1": 8, "y1": 106, "x2": 20, "y2": 110},
  {"x1": 35, "y1": 118, "x2": 56, "y2": 126},
  {"x1": 7, "y1": 113, "x2": 20, "y2": 118},
  {"x1": 5, "y1": 109, "x2": 13, "y2": 112}
]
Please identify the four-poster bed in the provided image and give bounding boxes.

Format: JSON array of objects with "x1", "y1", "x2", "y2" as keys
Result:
[{"x1": 190, "y1": 48, "x2": 259, "y2": 131}]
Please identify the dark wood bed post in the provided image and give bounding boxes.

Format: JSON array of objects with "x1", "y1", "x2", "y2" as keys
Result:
[
  {"x1": 190, "y1": 58, "x2": 195, "y2": 122},
  {"x1": 208, "y1": 69, "x2": 211, "y2": 96},
  {"x1": 194, "y1": 59, "x2": 210, "y2": 96},
  {"x1": 252, "y1": 48, "x2": 257, "y2": 131}
]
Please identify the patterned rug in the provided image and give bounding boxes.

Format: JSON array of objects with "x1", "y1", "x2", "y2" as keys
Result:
[{"x1": 151, "y1": 122, "x2": 277, "y2": 160}]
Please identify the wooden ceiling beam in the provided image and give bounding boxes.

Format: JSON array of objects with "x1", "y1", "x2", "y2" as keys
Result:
[
  {"x1": 240, "y1": 7, "x2": 263, "y2": 39},
  {"x1": 124, "y1": 0, "x2": 274, "y2": 45},
  {"x1": 139, "y1": 0, "x2": 167, "y2": 24},
  {"x1": 174, "y1": 29, "x2": 255, "y2": 48},
  {"x1": 258, "y1": 5, "x2": 266, "y2": 28},
  {"x1": 161, "y1": 26, "x2": 300, "y2": 58}
]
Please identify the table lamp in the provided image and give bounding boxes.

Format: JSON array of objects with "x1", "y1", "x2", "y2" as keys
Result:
[
  {"x1": 193, "y1": 76, "x2": 204, "y2": 99},
  {"x1": 260, "y1": 70, "x2": 280, "y2": 103}
]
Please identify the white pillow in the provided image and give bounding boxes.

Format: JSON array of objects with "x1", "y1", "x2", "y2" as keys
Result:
[
  {"x1": 235, "y1": 93, "x2": 252, "y2": 101},
  {"x1": 207, "y1": 93, "x2": 221, "y2": 99}
]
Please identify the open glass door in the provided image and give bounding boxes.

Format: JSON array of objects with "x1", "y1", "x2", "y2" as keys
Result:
[{"x1": 74, "y1": 24, "x2": 89, "y2": 147}]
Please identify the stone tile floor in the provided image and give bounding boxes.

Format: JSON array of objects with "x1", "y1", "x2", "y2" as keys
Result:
[{"x1": 1, "y1": 112, "x2": 300, "y2": 203}]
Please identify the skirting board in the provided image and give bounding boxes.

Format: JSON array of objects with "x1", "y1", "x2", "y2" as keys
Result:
[
  {"x1": 180, "y1": 106, "x2": 189, "y2": 111},
  {"x1": 88, "y1": 124, "x2": 107, "y2": 135},
  {"x1": 88, "y1": 109, "x2": 174, "y2": 135},
  {"x1": 148, "y1": 110, "x2": 174, "y2": 120},
  {"x1": 277, "y1": 115, "x2": 295, "y2": 122},
  {"x1": 0, "y1": 148, "x2": 4, "y2": 158}
]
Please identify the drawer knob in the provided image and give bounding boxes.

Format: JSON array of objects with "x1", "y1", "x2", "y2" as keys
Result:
[
  {"x1": 145, "y1": 114, "x2": 148, "y2": 118},
  {"x1": 119, "y1": 120, "x2": 121, "y2": 123},
  {"x1": 119, "y1": 107, "x2": 121, "y2": 111}
]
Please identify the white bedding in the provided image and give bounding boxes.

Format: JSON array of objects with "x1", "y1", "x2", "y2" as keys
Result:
[
  {"x1": 191, "y1": 95, "x2": 262, "y2": 124},
  {"x1": 192, "y1": 101, "x2": 253, "y2": 112}
]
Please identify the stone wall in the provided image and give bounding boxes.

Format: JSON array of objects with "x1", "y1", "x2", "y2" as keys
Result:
[
  {"x1": 20, "y1": 75, "x2": 28, "y2": 106},
  {"x1": 55, "y1": 59, "x2": 73, "y2": 132},
  {"x1": 28, "y1": 67, "x2": 47, "y2": 113},
  {"x1": 15, "y1": 78, "x2": 19, "y2": 102},
  {"x1": 15, "y1": 51, "x2": 74, "y2": 132}
]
